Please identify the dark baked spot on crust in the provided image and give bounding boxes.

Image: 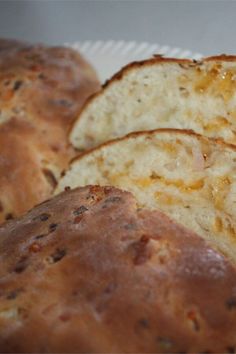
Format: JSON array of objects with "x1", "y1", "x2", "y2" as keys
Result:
[
  {"x1": 64, "y1": 186, "x2": 71, "y2": 191},
  {"x1": 73, "y1": 205, "x2": 88, "y2": 216},
  {"x1": 132, "y1": 235, "x2": 152, "y2": 265},
  {"x1": 102, "y1": 196, "x2": 123, "y2": 209},
  {"x1": 38, "y1": 72, "x2": 45, "y2": 79},
  {"x1": 35, "y1": 233, "x2": 47, "y2": 240},
  {"x1": 226, "y1": 297, "x2": 236, "y2": 310},
  {"x1": 55, "y1": 98, "x2": 73, "y2": 108},
  {"x1": 47, "y1": 248, "x2": 66, "y2": 264},
  {"x1": 5, "y1": 213, "x2": 14, "y2": 221},
  {"x1": 50, "y1": 145, "x2": 61, "y2": 153},
  {"x1": 14, "y1": 256, "x2": 28, "y2": 273},
  {"x1": 0, "y1": 200, "x2": 3, "y2": 212},
  {"x1": 72, "y1": 289, "x2": 80, "y2": 297},
  {"x1": 6, "y1": 288, "x2": 23, "y2": 300},
  {"x1": 104, "y1": 196, "x2": 122, "y2": 204},
  {"x1": 86, "y1": 194, "x2": 95, "y2": 200},
  {"x1": 137, "y1": 208, "x2": 143, "y2": 212},
  {"x1": 226, "y1": 346, "x2": 236, "y2": 353},
  {"x1": 35, "y1": 213, "x2": 51, "y2": 222},
  {"x1": 49, "y1": 223, "x2": 58, "y2": 232},
  {"x1": 103, "y1": 282, "x2": 117, "y2": 295},
  {"x1": 42, "y1": 168, "x2": 58, "y2": 188},
  {"x1": 138, "y1": 318, "x2": 150, "y2": 329},
  {"x1": 73, "y1": 206, "x2": 88, "y2": 223},
  {"x1": 13, "y1": 80, "x2": 23, "y2": 91},
  {"x1": 153, "y1": 54, "x2": 164, "y2": 59}
]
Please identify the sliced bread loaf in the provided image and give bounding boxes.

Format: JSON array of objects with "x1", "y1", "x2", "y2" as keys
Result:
[
  {"x1": 70, "y1": 55, "x2": 236, "y2": 150},
  {"x1": 56, "y1": 129, "x2": 236, "y2": 263}
]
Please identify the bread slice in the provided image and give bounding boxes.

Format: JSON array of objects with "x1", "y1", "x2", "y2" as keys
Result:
[
  {"x1": 2, "y1": 185, "x2": 236, "y2": 352},
  {"x1": 70, "y1": 55, "x2": 236, "y2": 151},
  {"x1": 56, "y1": 129, "x2": 236, "y2": 263}
]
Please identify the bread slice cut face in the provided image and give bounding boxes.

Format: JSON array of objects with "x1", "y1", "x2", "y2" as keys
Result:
[
  {"x1": 56, "y1": 129, "x2": 236, "y2": 262},
  {"x1": 70, "y1": 56, "x2": 236, "y2": 150}
]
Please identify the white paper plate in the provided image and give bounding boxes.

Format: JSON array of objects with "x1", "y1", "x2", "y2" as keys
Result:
[{"x1": 67, "y1": 40, "x2": 203, "y2": 82}]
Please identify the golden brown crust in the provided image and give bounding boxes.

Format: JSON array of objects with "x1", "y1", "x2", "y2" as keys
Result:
[
  {"x1": 70, "y1": 54, "x2": 236, "y2": 138},
  {"x1": 204, "y1": 54, "x2": 236, "y2": 61},
  {"x1": 0, "y1": 39, "x2": 100, "y2": 223},
  {"x1": 69, "y1": 128, "x2": 236, "y2": 167},
  {"x1": 0, "y1": 38, "x2": 100, "y2": 140},
  {"x1": 0, "y1": 119, "x2": 65, "y2": 221},
  {"x1": 0, "y1": 185, "x2": 236, "y2": 353},
  {"x1": 102, "y1": 56, "x2": 192, "y2": 88}
]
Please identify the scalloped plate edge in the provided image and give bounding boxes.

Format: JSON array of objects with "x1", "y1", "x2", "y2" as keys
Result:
[{"x1": 66, "y1": 40, "x2": 203, "y2": 82}]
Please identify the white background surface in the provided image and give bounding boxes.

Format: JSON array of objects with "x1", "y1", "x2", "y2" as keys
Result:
[
  {"x1": 71, "y1": 41, "x2": 203, "y2": 81},
  {"x1": 0, "y1": 0, "x2": 236, "y2": 56}
]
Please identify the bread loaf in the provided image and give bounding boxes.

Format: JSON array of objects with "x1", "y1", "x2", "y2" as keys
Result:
[
  {"x1": 56, "y1": 129, "x2": 236, "y2": 263},
  {"x1": 0, "y1": 39, "x2": 100, "y2": 222},
  {"x1": 1, "y1": 185, "x2": 236, "y2": 353},
  {"x1": 70, "y1": 55, "x2": 236, "y2": 150}
]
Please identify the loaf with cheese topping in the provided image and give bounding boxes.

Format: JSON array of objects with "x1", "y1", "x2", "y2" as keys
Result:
[
  {"x1": 70, "y1": 55, "x2": 236, "y2": 150},
  {"x1": 56, "y1": 129, "x2": 236, "y2": 263}
]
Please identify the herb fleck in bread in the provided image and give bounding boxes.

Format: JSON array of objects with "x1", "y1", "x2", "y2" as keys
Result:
[
  {"x1": 56, "y1": 129, "x2": 236, "y2": 262},
  {"x1": 0, "y1": 39, "x2": 100, "y2": 223},
  {"x1": 1, "y1": 186, "x2": 236, "y2": 353},
  {"x1": 70, "y1": 55, "x2": 236, "y2": 150}
]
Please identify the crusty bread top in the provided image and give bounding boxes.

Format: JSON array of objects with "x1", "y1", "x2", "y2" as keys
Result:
[
  {"x1": 70, "y1": 55, "x2": 236, "y2": 150},
  {"x1": 1, "y1": 185, "x2": 236, "y2": 353},
  {"x1": 0, "y1": 38, "x2": 99, "y2": 131},
  {"x1": 0, "y1": 120, "x2": 61, "y2": 222},
  {"x1": 0, "y1": 39, "x2": 100, "y2": 223}
]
